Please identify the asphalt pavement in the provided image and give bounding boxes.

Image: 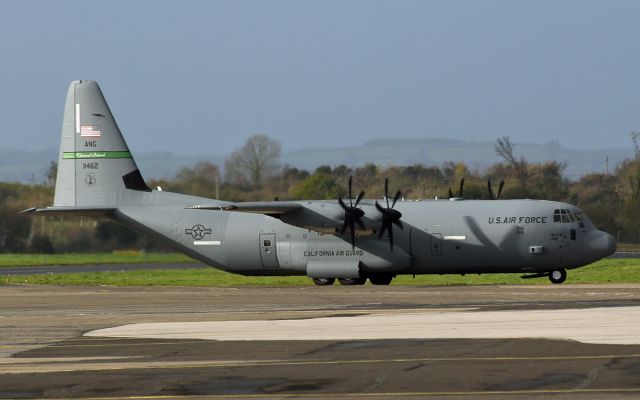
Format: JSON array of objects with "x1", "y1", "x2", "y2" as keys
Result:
[{"x1": 1, "y1": 284, "x2": 639, "y2": 399}]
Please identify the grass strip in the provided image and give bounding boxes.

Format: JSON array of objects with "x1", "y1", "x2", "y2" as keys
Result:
[
  {"x1": 0, "y1": 252, "x2": 195, "y2": 267},
  {"x1": 2, "y1": 259, "x2": 638, "y2": 286}
]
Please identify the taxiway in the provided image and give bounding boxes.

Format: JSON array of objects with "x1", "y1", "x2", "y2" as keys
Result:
[{"x1": 1, "y1": 284, "x2": 639, "y2": 399}]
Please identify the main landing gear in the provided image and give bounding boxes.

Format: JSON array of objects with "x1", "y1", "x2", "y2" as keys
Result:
[
  {"x1": 311, "y1": 278, "x2": 336, "y2": 286},
  {"x1": 548, "y1": 268, "x2": 567, "y2": 284},
  {"x1": 338, "y1": 277, "x2": 367, "y2": 286},
  {"x1": 311, "y1": 274, "x2": 395, "y2": 286}
]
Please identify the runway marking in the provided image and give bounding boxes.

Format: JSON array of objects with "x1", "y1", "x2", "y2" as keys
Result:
[
  {"x1": 45, "y1": 340, "x2": 210, "y2": 348},
  {"x1": 3, "y1": 353, "x2": 640, "y2": 374},
  {"x1": 49, "y1": 387, "x2": 640, "y2": 399}
]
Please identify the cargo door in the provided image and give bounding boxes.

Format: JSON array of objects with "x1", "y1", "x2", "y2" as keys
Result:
[{"x1": 259, "y1": 233, "x2": 279, "y2": 268}]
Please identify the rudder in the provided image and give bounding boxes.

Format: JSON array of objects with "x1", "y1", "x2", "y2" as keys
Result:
[{"x1": 54, "y1": 80, "x2": 149, "y2": 207}]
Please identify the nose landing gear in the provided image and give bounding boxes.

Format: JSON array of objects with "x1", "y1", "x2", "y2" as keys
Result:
[{"x1": 521, "y1": 268, "x2": 568, "y2": 284}]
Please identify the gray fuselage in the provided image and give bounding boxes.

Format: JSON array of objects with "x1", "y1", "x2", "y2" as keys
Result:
[{"x1": 112, "y1": 190, "x2": 616, "y2": 278}]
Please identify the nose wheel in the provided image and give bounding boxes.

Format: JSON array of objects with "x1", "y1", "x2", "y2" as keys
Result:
[{"x1": 549, "y1": 269, "x2": 567, "y2": 284}]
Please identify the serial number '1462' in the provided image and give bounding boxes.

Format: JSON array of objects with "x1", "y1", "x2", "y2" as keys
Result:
[{"x1": 83, "y1": 162, "x2": 99, "y2": 170}]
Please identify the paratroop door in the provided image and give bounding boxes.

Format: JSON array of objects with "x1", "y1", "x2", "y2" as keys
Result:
[{"x1": 259, "y1": 233, "x2": 279, "y2": 268}]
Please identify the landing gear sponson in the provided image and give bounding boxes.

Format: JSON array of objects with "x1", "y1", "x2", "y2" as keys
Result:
[{"x1": 317, "y1": 268, "x2": 570, "y2": 286}]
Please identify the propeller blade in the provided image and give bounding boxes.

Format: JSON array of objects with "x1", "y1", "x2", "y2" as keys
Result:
[
  {"x1": 354, "y1": 190, "x2": 365, "y2": 207},
  {"x1": 348, "y1": 176, "x2": 353, "y2": 207},
  {"x1": 384, "y1": 178, "x2": 390, "y2": 208},
  {"x1": 338, "y1": 196, "x2": 347, "y2": 210},
  {"x1": 340, "y1": 219, "x2": 348, "y2": 235},
  {"x1": 375, "y1": 201, "x2": 385, "y2": 213},
  {"x1": 378, "y1": 222, "x2": 388, "y2": 239},
  {"x1": 349, "y1": 219, "x2": 356, "y2": 249},
  {"x1": 488, "y1": 179, "x2": 494, "y2": 200},
  {"x1": 393, "y1": 219, "x2": 404, "y2": 230},
  {"x1": 388, "y1": 225, "x2": 394, "y2": 251},
  {"x1": 448, "y1": 187, "x2": 453, "y2": 198},
  {"x1": 497, "y1": 180, "x2": 505, "y2": 199},
  {"x1": 458, "y1": 178, "x2": 465, "y2": 198},
  {"x1": 392, "y1": 190, "x2": 401, "y2": 208}
]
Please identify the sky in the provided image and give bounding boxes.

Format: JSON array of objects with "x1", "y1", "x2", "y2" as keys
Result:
[{"x1": 1, "y1": 0, "x2": 639, "y2": 156}]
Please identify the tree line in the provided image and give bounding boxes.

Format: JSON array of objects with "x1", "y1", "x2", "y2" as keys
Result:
[{"x1": 1, "y1": 134, "x2": 639, "y2": 254}]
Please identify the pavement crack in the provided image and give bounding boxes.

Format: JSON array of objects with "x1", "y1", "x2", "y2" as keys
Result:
[
  {"x1": 364, "y1": 373, "x2": 387, "y2": 392},
  {"x1": 577, "y1": 363, "x2": 604, "y2": 389}
]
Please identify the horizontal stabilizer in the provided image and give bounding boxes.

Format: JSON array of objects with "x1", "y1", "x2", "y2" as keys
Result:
[
  {"x1": 20, "y1": 206, "x2": 116, "y2": 217},
  {"x1": 188, "y1": 201, "x2": 302, "y2": 215}
]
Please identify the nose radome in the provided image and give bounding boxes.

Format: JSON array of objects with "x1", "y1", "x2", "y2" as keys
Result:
[{"x1": 589, "y1": 231, "x2": 617, "y2": 258}]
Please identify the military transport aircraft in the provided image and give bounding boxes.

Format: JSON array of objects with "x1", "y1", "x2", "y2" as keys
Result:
[{"x1": 23, "y1": 80, "x2": 617, "y2": 285}]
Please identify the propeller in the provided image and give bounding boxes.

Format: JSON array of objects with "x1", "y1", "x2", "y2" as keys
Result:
[
  {"x1": 375, "y1": 178, "x2": 403, "y2": 251},
  {"x1": 338, "y1": 176, "x2": 366, "y2": 249},
  {"x1": 448, "y1": 178, "x2": 465, "y2": 199},
  {"x1": 488, "y1": 178, "x2": 505, "y2": 200}
]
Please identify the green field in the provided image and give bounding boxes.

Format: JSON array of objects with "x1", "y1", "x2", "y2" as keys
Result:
[
  {"x1": 2, "y1": 258, "x2": 638, "y2": 286},
  {"x1": 0, "y1": 252, "x2": 195, "y2": 267}
]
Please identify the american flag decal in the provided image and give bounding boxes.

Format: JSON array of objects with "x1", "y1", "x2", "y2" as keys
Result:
[{"x1": 80, "y1": 125, "x2": 101, "y2": 137}]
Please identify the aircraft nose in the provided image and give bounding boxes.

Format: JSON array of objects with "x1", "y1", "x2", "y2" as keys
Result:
[{"x1": 589, "y1": 231, "x2": 617, "y2": 259}]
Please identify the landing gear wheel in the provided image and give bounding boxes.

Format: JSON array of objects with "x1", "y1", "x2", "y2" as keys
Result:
[
  {"x1": 338, "y1": 277, "x2": 367, "y2": 286},
  {"x1": 368, "y1": 274, "x2": 394, "y2": 285},
  {"x1": 312, "y1": 278, "x2": 336, "y2": 286},
  {"x1": 549, "y1": 269, "x2": 567, "y2": 284}
]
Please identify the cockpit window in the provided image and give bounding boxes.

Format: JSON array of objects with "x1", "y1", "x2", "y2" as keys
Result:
[{"x1": 553, "y1": 209, "x2": 584, "y2": 226}]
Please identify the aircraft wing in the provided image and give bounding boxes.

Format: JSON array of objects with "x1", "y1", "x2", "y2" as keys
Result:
[
  {"x1": 20, "y1": 207, "x2": 116, "y2": 217},
  {"x1": 188, "y1": 201, "x2": 303, "y2": 215}
]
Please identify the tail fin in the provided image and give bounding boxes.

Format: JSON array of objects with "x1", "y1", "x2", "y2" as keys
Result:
[{"x1": 54, "y1": 80, "x2": 149, "y2": 207}]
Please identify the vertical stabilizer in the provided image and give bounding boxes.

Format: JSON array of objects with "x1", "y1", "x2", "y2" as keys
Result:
[{"x1": 53, "y1": 80, "x2": 149, "y2": 207}]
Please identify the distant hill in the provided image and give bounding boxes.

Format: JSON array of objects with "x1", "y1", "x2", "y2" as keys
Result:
[
  {"x1": 283, "y1": 138, "x2": 632, "y2": 179},
  {"x1": 0, "y1": 138, "x2": 632, "y2": 183},
  {"x1": 0, "y1": 150, "x2": 221, "y2": 183}
]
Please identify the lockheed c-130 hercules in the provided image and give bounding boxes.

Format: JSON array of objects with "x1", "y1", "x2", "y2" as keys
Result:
[{"x1": 24, "y1": 80, "x2": 617, "y2": 285}]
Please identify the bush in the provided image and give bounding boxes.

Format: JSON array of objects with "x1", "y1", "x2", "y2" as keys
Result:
[{"x1": 29, "y1": 234, "x2": 54, "y2": 254}]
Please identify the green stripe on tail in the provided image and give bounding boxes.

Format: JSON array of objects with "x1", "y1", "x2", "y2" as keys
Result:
[{"x1": 62, "y1": 151, "x2": 132, "y2": 159}]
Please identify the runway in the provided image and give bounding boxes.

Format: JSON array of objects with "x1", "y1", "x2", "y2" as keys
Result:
[{"x1": 1, "y1": 284, "x2": 640, "y2": 399}]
